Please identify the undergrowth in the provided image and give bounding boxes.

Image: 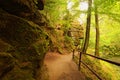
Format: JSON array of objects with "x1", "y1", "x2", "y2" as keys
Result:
[
  {"x1": 36, "y1": 65, "x2": 49, "y2": 80},
  {"x1": 73, "y1": 54, "x2": 120, "y2": 80}
]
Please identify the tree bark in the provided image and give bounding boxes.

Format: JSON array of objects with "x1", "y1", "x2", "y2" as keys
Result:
[
  {"x1": 82, "y1": 0, "x2": 92, "y2": 53},
  {"x1": 95, "y1": 1, "x2": 100, "y2": 57}
]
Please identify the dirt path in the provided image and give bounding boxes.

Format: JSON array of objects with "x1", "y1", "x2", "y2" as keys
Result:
[{"x1": 44, "y1": 52, "x2": 86, "y2": 80}]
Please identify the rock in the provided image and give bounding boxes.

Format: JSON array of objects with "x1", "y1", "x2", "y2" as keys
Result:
[
  {"x1": 37, "y1": 0, "x2": 44, "y2": 10},
  {"x1": 0, "y1": 9, "x2": 42, "y2": 47},
  {"x1": 0, "y1": 39, "x2": 13, "y2": 52},
  {"x1": 0, "y1": 0, "x2": 44, "y2": 15},
  {"x1": 0, "y1": 53, "x2": 14, "y2": 78},
  {"x1": 0, "y1": 0, "x2": 46, "y2": 25},
  {"x1": 0, "y1": 7, "x2": 50, "y2": 80}
]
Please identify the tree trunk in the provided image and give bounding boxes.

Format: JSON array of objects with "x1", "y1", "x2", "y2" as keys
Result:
[
  {"x1": 82, "y1": 0, "x2": 92, "y2": 53},
  {"x1": 94, "y1": 1, "x2": 100, "y2": 57}
]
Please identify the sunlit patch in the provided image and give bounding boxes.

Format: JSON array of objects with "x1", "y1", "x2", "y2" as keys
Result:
[
  {"x1": 79, "y1": 2, "x2": 88, "y2": 11},
  {"x1": 67, "y1": 1, "x2": 74, "y2": 10},
  {"x1": 78, "y1": 13, "x2": 87, "y2": 24}
]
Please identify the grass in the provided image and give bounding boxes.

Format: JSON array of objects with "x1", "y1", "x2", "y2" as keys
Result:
[
  {"x1": 73, "y1": 54, "x2": 120, "y2": 80},
  {"x1": 100, "y1": 61, "x2": 120, "y2": 80}
]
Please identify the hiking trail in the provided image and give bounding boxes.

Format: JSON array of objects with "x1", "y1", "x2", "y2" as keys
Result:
[{"x1": 44, "y1": 52, "x2": 86, "y2": 80}]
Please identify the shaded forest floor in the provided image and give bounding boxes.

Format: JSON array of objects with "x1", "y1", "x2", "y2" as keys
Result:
[{"x1": 44, "y1": 52, "x2": 86, "y2": 80}]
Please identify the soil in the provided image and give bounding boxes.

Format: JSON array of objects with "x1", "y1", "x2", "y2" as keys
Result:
[{"x1": 44, "y1": 52, "x2": 86, "y2": 80}]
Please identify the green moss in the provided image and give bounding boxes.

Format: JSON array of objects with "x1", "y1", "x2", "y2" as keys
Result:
[
  {"x1": 0, "y1": 39, "x2": 14, "y2": 52},
  {"x1": 0, "y1": 9, "x2": 50, "y2": 80},
  {"x1": 2, "y1": 67, "x2": 35, "y2": 80},
  {"x1": 0, "y1": 9, "x2": 43, "y2": 47},
  {"x1": 0, "y1": 52, "x2": 15, "y2": 79}
]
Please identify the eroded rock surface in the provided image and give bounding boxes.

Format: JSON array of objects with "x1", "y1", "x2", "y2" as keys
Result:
[{"x1": 0, "y1": 0, "x2": 50, "y2": 80}]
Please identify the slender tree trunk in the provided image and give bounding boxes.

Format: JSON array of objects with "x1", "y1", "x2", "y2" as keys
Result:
[
  {"x1": 95, "y1": 2, "x2": 100, "y2": 57},
  {"x1": 82, "y1": 0, "x2": 92, "y2": 53},
  {"x1": 78, "y1": 0, "x2": 92, "y2": 70}
]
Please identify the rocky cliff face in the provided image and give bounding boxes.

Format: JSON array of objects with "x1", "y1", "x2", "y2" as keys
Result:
[{"x1": 0, "y1": 0, "x2": 50, "y2": 80}]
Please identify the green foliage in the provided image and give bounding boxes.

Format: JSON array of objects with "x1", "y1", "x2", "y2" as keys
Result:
[
  {"x1": 101, "y1": 37, "x2": 120, "y2": 56},
  {"x1": 87, "y1": 0, "x2": 120, "y2": 56},
  {"x1": 96, "y1": 0, "x2": 120, "y2": 22},
  {"x1": 64, "y1": 35, "x2": 74, "y2": 51},
  {"x1": 43, "y1": 0, "x2": 67, "y2": 26},
  {"x1": 78, "y1": 55, "x2": 120, "y2": 80}
]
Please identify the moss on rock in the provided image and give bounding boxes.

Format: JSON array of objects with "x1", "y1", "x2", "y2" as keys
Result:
[
  {"x1": 0, "y1": 9, "x2": 42, "y2": 47},
  {"x1": 0, "y1": 52, "x2": 15, "y2": 79},
  {"x1": 0, "y1": 8, "x2": 50, "y2": 80}
]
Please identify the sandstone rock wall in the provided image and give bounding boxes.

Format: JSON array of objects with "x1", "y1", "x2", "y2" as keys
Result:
[{"x1": 0, "y1": 0, "x2": 49, "y2": 80}]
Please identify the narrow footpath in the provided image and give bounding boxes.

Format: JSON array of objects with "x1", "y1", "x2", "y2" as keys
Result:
[{"x1": 44, "y1": 52, "x2": 86, "y2": 80}]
